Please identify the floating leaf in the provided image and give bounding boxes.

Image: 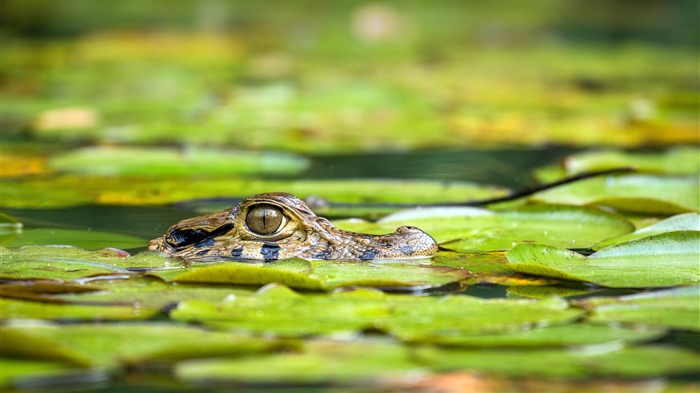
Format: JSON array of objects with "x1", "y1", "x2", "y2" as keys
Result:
[
  {"x1": 534, "y1": 148, "x2": 700, "y2": 183},
  {"x1": 0, "y1": 246, "x2": 183, "y2": 281},
  {"x1": 172, "y1": 286, "x2": 389, "y2": 336},
  {"x1": 530, "y1": 174, "x2": 699, "y2": 214},
  {"x1": 58, "y1": 277, "x2": 255, "y2": 309},
  {"x1": 385, "y1": 296, "x2": 582, "y2": 339},
  {"x1": 336, "y1": 204, "x2": 634, "y2": 252},
  {"x1": 176, "y1": 340, "x2": 419, "y2": 385},
  {"x1": 0, "y1": 281, "x2": 100, "y2": 303},
  {"x1": 0, "y1": 322, "x2": 279, "y2": 368},
  {"x1": 0, "y1": 213, "x2": 22, "y2": 243},
  {"x1": 0, "y1": 298, "x2": 158, "y2": 321},
  {"x1": 593, "y1": 213, "x2": 700, "y2": 250},
  {"x1": 2, "y1": 228, "x2": 146, "y2": 249},
  {"x1": 151, "y1": 259, "x2": 467, "y2": 291},
  {"x1": 0, "y1": 177, "x2": 507, "y2": 208},
  {"x1": 0, "y1": 358, "x2": 98, "y2": 390},
  {"x1": 49, "y1": 146, "x2": 310, "y2": 177},
  {"x1": 172, "y1": 285, "x2": 582, "y2": 339},
  {"x1": 579, "y1": 286, "x2": 700, "y2": 331},
  {"x1": 407, "y1": 323, "x2": 665, "y2": 348},
  {"x1": 506, "y1": 231, "x2": 700, "y2": 288},
  {"x1": 415, "y1": 345, "x2": 700, "y2": 378}
]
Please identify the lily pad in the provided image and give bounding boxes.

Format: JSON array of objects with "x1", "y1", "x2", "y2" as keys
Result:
[
  {"x1": 0, "y1": 246, "x2": 183, "y2": 281},
  {"x1": 57, "y1": 277, "x2": 256, "y2": 309},
  {"x1": 1, "y1": 228, "x2": 146, "y2": 249},
  {"x1": 506, "y1": 231, "x2": 700, "y2": 288},
  {"x1": 0, "y1": 213, "x2": 22, "y2": 243},
  {"x1": 0, "y1": 298, "x2": 158, "y2": 321},
  {"x1": 176, "y1": 340, "x2": 420, "y2": 385},
  {"x1": 530, "y1": 174, "x2": 699, "y2": 214},
  {"x1": 0, "y1": 358, "x2": 100, "y2": 390},
  {"x1": 415, "y1": 345, "x2": 700, "y2": 378},
  {"x1": 150, "y1": 259, "x2": 467, "y2": 291},
  {"x1": 593, "y1": 212, "x2": 700, "y2": 250},
  {"x1": 0, "y1": 321, "x2": 279, "y2": 368},
  {"x1": 0, "y1": 176, "x2": 507, "y2": 208},
  {"x1": 172, "y1": 285, "x2": 582, "y2": 339},
  {"x1": 534, "y1": 148, "x2": 700, "y2": 183},
  {"x1": 407, "y1": 323, "x2": 665, "y2": 348},
  {"x1": 385, "y1": 296, "x2": 583, "y2": 339},
  {"x1": 579, "y1": 286, "x2": 700, "y2": 331},
  {"x1": 336, "y1": 204, "x2": 634, "y2": 252},
  {"x1": 49, "y1": 146, "x2": 310, "y2": 177}
]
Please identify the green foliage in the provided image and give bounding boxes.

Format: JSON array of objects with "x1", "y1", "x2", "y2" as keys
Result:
[
  {"x1": 580, "y1": 286, "x2": 700, "y2": 331},
  {"x1": 337, "y1": 204, "x2": 634, "y2": 252},
  {"x1": 530, "y1": 174, "x2": 699, "y2": 214},
  {"x1": 49, "y1": 146, "x2": 310, "y2": 177},
  {"x1": 507, "y1": 231, "x2": 700, "y2": 287}
]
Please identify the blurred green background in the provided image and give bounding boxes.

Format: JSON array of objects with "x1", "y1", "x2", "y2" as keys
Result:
[{"x1": 2, "y1": 0, "x2": 698, "y2": 156}]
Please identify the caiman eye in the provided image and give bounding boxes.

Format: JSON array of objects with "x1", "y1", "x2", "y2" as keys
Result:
[{"x1": 245, "y1": 204, "x2": 287, "y2": 235}]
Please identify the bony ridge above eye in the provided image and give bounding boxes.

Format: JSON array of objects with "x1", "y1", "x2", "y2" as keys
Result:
[{"x1": 245, "y1": 204, "x2": 288, "y2": 235}]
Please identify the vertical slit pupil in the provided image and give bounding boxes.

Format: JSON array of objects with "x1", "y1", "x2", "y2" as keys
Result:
[{"x1": 246, "y1": 204, "x2": 284, "y2": 235}]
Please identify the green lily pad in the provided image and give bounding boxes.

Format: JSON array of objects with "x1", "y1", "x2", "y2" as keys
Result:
[
  {"x1": 385, "y1": 296, "x2": 583, "y2": 339},
  {"x1": 172, "y1": 285, "x2": 582, "y2": 339},
  {"x1": 0, "y1": 213, "x2": 22, "y2": 243},
  {"x1": 530, "y1": 174, "x2": 699, "y2": 214},
  {"x1": 336, "y1": 204, "x2": 634, "y2": 252},
  {"x1": 176, "y1": 340, "x2": 420, "y2": 385},
  {"x1": 49, "y1": 146, "x2": 310, "y2": 177},
  {"x1": 151, "y1": 259, "x2": 467, "y2": 291},
  {"x1": 0, "y1": 281, "x2": 100, "y2": 303},
  {"x1": 172, "y1": 285, "x2": 390, "y2": 336},
  {"x1": 0, "y1": 321, "x2": 280, "y2": 368},
  {"x1": 0, "y1": 358, "x2": 99, "y2": 390},
  {"x1": 57, "y1": 277, "x2": 256, "y2": 309},
  {"x1": 415, "y1": 345, "x2": 700, "y2": 378},
  {"x1": 1, "y1": 228, "x2": 146, "y2": 249},
  {"x1": 0, "y1": 246, "x2": 183, "y2": 281},
  {"x1": 506, "y1": 231, "x2": 700, "y2": 288},
  {"x1": 0, "y1": 298, "x2": 158, "y2": 321},
  {"x1": 593, "y1": 212, "x2": 700, "y2": 250},
  {"x1": 534, "y1": 148, "x2": 700, "y2": 183},
  {"x1": 579, "y1": 286, "x2": 700, "y2": 331},
  {"x1": 0, "y1": 176, "x2": 507, "y2": 208},
  {"x1": 407, "y1": 323, "x2": 665, "y2": 348}
]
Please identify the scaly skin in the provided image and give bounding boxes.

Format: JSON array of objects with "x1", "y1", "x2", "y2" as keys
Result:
[{"x1": 149, "y1": 192, "x2": 438, "y2": 261}]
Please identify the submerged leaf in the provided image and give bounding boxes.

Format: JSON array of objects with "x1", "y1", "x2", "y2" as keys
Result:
[{"x1": 507, "y1": 231, "x2": 700, "y2": 288}]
